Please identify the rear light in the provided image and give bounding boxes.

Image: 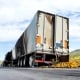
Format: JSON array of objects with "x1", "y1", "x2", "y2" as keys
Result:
[{"x1": 35, "y1": 60, "x2": 44, "y2": 63}]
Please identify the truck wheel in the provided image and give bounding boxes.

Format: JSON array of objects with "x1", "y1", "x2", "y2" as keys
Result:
[
  {"x1": 23, "y1": 57, "x2": 26, "y2": 67},
  {"x1": 20, "y1": 59, "x2": 22, "y2": 67},
  {"x1": 29, "y1": 56, "x2": 34, "y2": 67},
  {"x1": 17, "y1": 59, "x2": 20, "y2": 67}
]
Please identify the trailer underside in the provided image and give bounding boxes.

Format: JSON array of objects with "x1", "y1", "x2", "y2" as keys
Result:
[{"x1": 8, "y1": 52, "x2": 69, "y2": 67}]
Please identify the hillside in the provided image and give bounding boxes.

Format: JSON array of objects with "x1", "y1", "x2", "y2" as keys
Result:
[
  {"x1": 70, "y1": 49, "x2": 80, "y2": 60},
  {"x1": 69, "y1": 49, "x2": 80, "y2": 67}
]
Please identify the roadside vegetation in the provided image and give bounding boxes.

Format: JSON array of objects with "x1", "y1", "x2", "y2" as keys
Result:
[{"x1": 51, "y1": 49, "x2": 80, "y2": 68}]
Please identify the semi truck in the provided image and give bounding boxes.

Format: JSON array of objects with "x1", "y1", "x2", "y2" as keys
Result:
[{"x1": 4, "y1": 10, "x2": 69, "y2": 67}]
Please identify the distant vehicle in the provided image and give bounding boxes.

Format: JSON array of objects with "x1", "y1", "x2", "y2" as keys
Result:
[{"x1": 3, "y1": 10, "x2": 69, "y2": 67}]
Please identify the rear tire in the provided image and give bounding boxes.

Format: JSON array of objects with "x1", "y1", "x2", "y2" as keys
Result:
[
  {"x1": 29, "y1": 56, "x2": 34, "y2": 67},
  {"x1": 23, "y1": 57, "x2": 26, "y2": 67},
  {"x1": 17, "y1": 59, "x2": 20, "y2": 67}
]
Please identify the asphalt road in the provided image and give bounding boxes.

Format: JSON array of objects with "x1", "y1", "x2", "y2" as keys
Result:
[{"x1": 0, "y1": 68, "x2": 80, "y2": 80}]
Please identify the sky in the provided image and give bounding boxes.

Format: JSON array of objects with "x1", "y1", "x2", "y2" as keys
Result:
[{"x1": 0, "y1": 0, "x2": 80, "y2": 61}]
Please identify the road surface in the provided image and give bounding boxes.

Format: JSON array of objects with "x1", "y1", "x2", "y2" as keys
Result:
[{"x1": 0, "y1": 68, "x2": 80, "y2": 80}]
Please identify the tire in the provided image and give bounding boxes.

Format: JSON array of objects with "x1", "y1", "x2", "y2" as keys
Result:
[
  {"x1": 29, "y1": 56, "x2": 34, "y2": 67},
  {"x1": 20, "y1": 59, "x2": 22, "y2": 67},
  {"x1": 23, "y1": 57, "x2": 26, "y2": 67},
  {"x1": 17, "y1": 59, "x2": 20, "y2": 67}
]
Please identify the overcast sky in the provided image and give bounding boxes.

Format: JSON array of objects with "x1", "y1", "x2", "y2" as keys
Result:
[{"x1": 0, "y1": 0, "x2": 80, "y2": 60}]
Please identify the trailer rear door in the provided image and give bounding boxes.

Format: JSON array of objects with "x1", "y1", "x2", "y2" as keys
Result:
[
  {"x1": 55, "y1": 16, "x2": 69, "y2": 54},
  {"x1": 36, "y1": 13, "x2": 54, "y2": 52}
]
